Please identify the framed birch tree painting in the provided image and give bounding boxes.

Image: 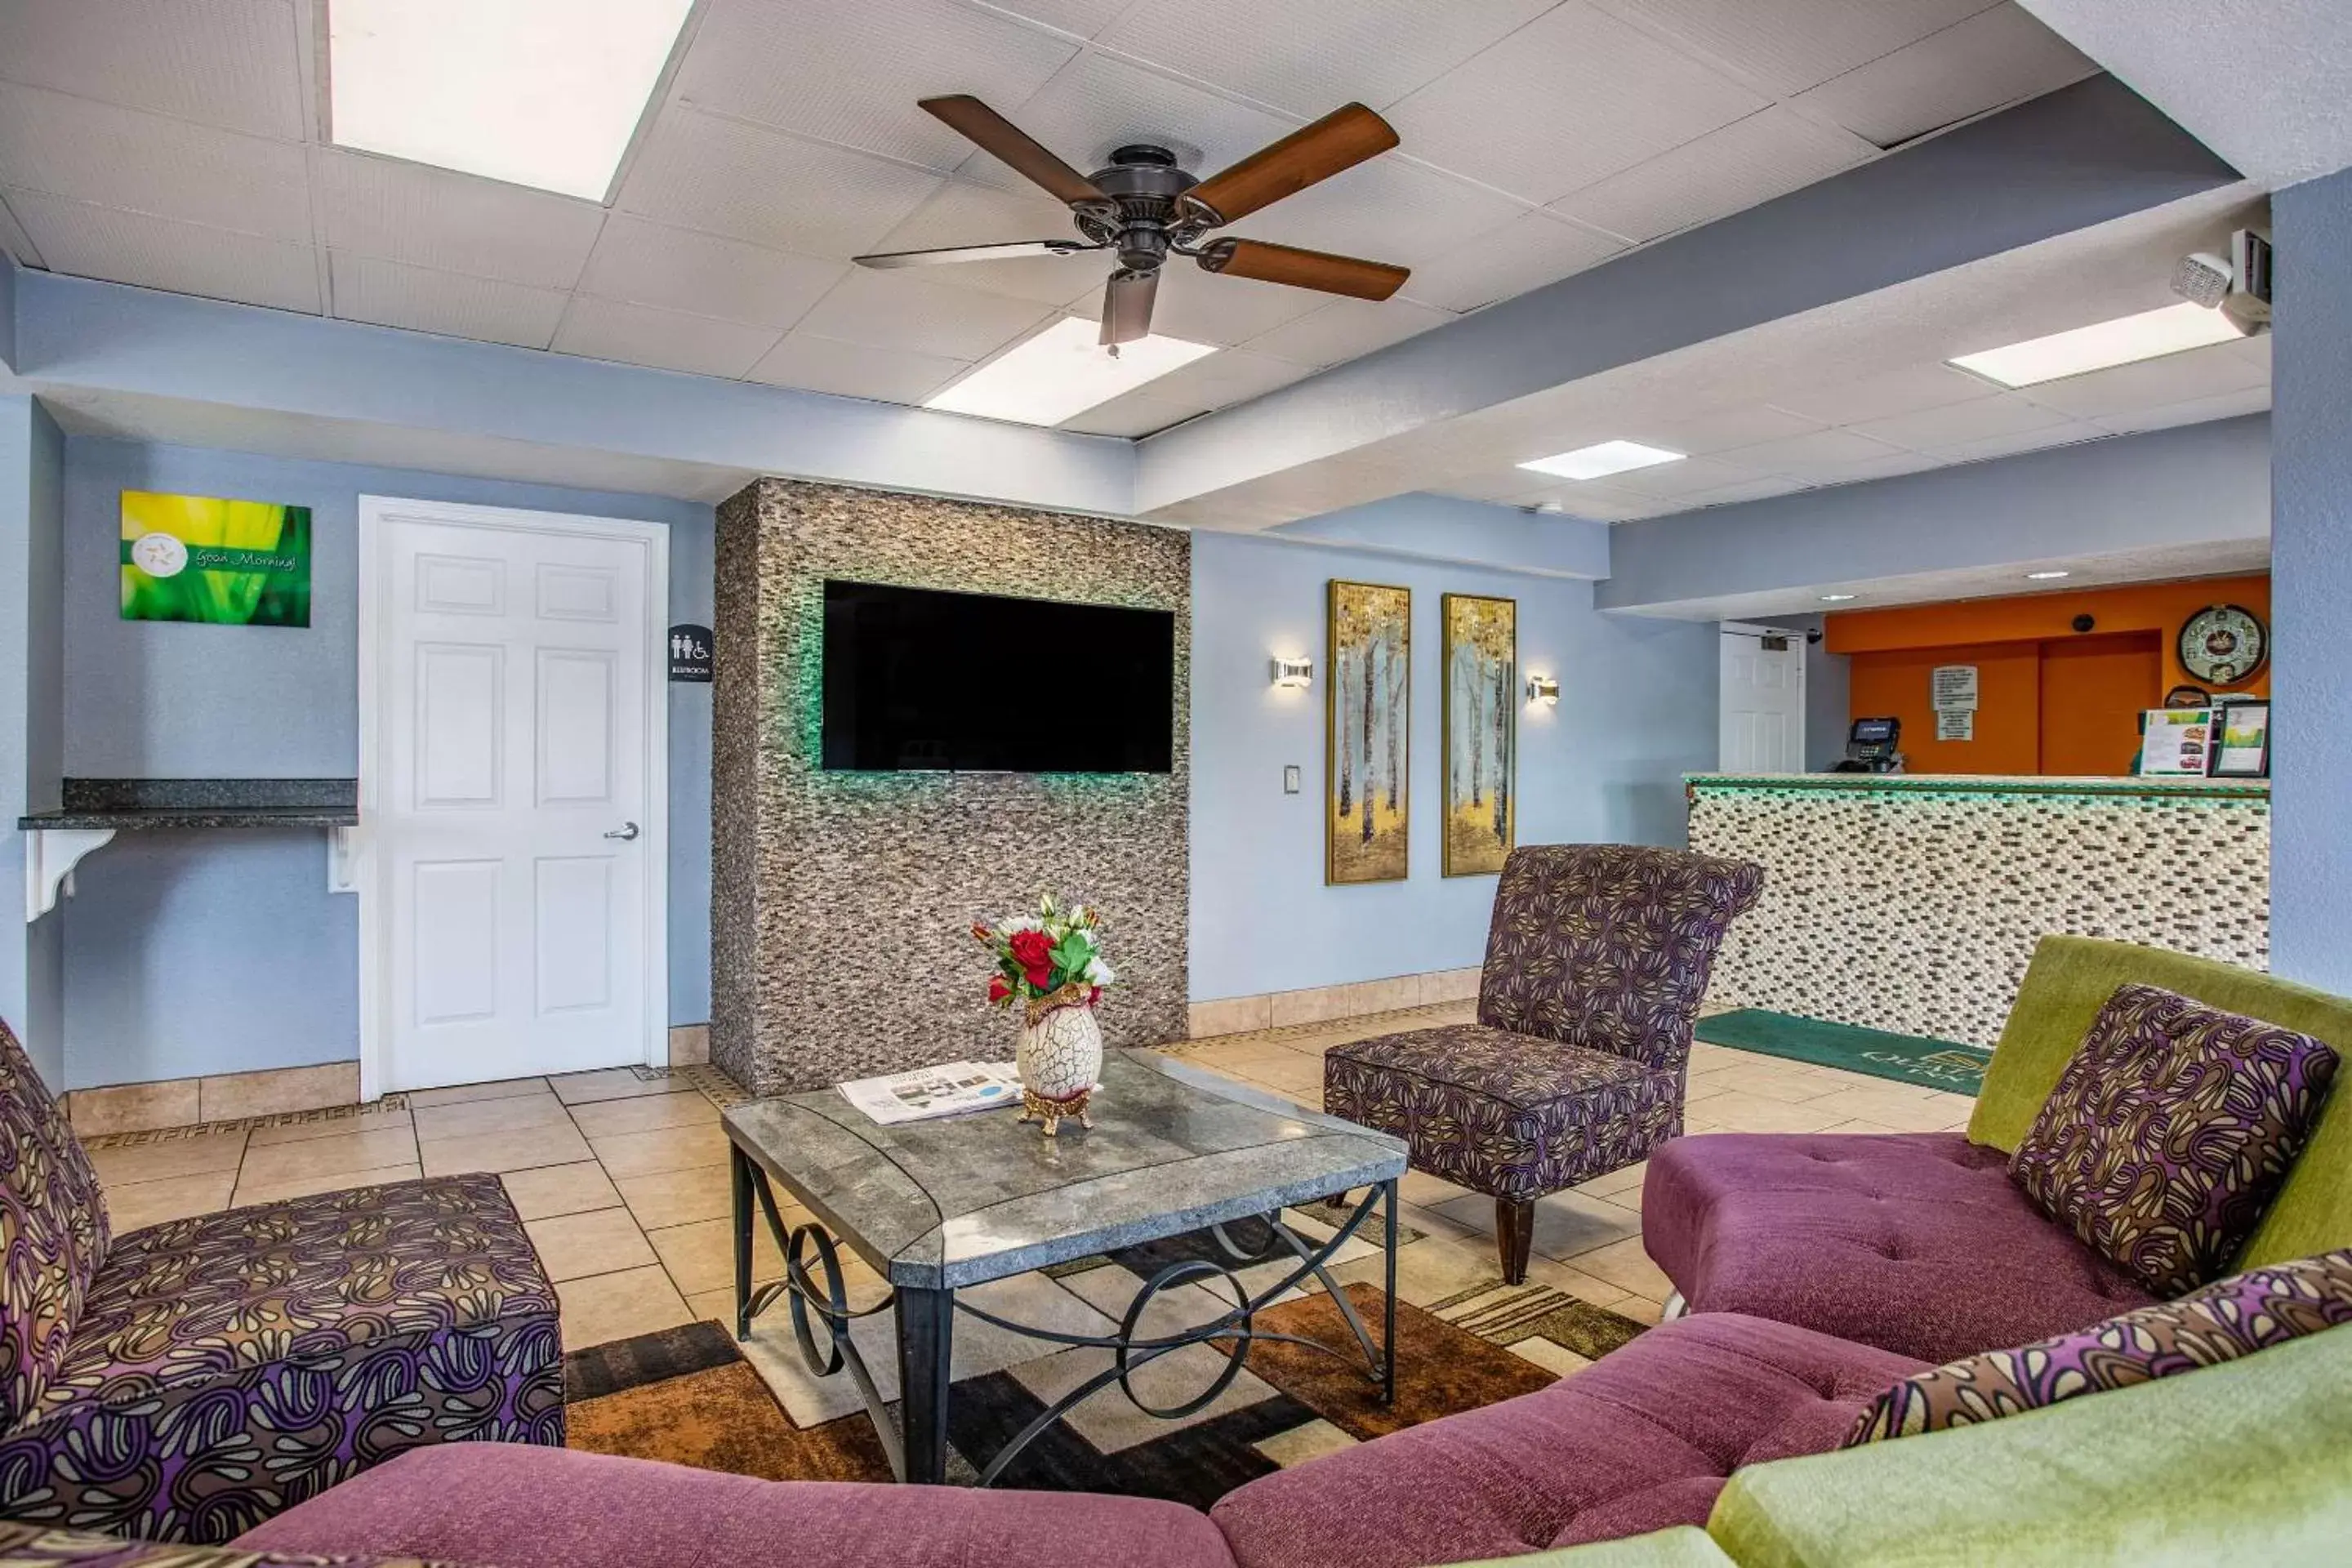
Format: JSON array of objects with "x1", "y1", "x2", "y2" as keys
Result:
[
  {"x1": 1442, "y1": 593, "x2": 1516, "y2": 876},
  {"x1": 1326, "y1": 580, "x2": 1410, "y2": 884}
]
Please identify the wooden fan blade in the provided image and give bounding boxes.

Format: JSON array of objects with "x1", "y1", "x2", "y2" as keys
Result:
[
  {"x1": 1200, "y1": 238, "x2": 1408, "y2": 301},
  {"x1": 1099, "y1": 268, "x2": 1159, "y2": 345},
  {"x1": 920, "y1": 95, "x2": 1108, "y2": 206},
  {"x1": 854, "y1": 240, "x2": 1098, "y2": 269},
  {"x1": 1184, "y1": 103, "x2": 1398, "y2": 224}
]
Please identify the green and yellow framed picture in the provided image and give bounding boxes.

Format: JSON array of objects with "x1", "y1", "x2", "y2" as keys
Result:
[
  {"x1": 1327, "y1": 579, "x2": 1410, "y2": 885},
  {"x1": 1442, "y1": 592, "x2": 1516, "y2": 876},
  {"x1": 120, "y1": 490, "x2": 312, "y2": 627}
]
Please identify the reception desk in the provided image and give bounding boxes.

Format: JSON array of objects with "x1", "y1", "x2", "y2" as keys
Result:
[{"x1": 1686, "y1": 773, "x2": 2270, "y2": 1049}]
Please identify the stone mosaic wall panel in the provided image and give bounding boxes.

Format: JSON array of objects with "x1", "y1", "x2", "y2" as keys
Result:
[
  {"x1": 1688, "y1": 778, "x2": 2270, "y2": 1049},
  {"x1": 711, "y1": 479, "x2": 1189, "y2": 1094}
]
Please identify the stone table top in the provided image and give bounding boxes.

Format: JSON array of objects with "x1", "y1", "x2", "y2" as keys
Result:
[{"x1": 723, "y1": 1049, "x2": 1406, "y2": 1290}]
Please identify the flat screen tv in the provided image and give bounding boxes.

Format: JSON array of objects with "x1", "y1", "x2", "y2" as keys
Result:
[{"x1": 822, "y1": 579, "x2": 1175, "y2": 773}]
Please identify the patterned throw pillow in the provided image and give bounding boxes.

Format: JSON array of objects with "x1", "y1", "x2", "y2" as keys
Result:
[
  {"x1": 1845, "y1": 1249, "x2": 2352, "y2": 1444},
  {"x1": 2009, "y1": 982, "x2": 2339, "y2": 1296}
]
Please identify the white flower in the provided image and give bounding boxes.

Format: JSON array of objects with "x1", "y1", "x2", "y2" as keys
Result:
[
  {"x1": 1005, "y1": 915, "x2": 1044, "y2": 933},
  {"x1": 1084, "y1": 956, "x2": 1116, "y2": 987}
]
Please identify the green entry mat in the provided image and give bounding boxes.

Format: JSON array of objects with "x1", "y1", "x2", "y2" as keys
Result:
[{"x1": 1695, "y1": 1009, "x2": 1993, "y2": 1094}]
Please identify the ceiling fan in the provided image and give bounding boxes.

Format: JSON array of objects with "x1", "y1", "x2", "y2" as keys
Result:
[{"x1": 853, "y1": 96, "x2": 1411, "y2": 347}]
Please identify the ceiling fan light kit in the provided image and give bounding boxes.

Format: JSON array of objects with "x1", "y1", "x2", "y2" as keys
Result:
[{"x1": 854, "y1": 95, "x2": 1412, "y2": 349}]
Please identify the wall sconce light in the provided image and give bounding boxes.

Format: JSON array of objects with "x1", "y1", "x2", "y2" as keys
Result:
[
  {"x1": 1526, "y1": 674, "x2": 1560, "y2": 706},
  {"x1": 1272, "y1": 657, "x2": 1313, "y2": 689}
]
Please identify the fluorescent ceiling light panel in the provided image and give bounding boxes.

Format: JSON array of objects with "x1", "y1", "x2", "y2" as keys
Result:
[
  {"x1": 1948, "y1": 302, "x2": 2244, "y2": 389},
  {"x1": 926, "y1": 317, "x2": 1217, "y2": 426},
  {"x1": 1819, "y1": 593, "x2": 1858, "y2": 602},
  {"x1": 2025, "y1": 570, "x2": 2072, "y2": 580},
  {"x1": 330, "y1": 0, "x2": 693, "y2": 200},
  {"x1": 1517, "y1": 440, "x2": 1686, "y2": 481}
]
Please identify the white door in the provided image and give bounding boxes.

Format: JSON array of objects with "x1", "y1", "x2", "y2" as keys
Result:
[
  {"x1": 1720, "y1": 623, "x2": 1806, "y2": 773},
  {"x1": 359, "y1": 497, "x2": 667, "y2": 1095}
]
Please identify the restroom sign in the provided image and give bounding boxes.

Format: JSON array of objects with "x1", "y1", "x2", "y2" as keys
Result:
[{"x1": 669, "y1": 624, "x2": 714, "y2": 683}]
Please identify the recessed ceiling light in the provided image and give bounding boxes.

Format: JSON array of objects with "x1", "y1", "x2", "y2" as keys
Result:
[
  {"x1": 1819, "y1": 593, "x2": 1859, "y2": 602},
  {"x1": 330, "y1": 0, "x2": 693, "y2": 200},
  {"x1": 1948, "y1": 302, "x2": 2245, "y2": 389},
  {"x1": 925, "y1": 317, "x2": 1217, "y2": 427},
  {"x1": 2025, "y1": 570, "x2": 2072, "y2": 581},
  {"x1": 1517, "y1": 440, "x2": 1686, "y2": 482}
]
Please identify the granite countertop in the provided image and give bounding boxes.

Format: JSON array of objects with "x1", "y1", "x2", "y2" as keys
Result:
[
  {"x1": 724, "y1": 1049, "x2": 1406, "y2": 1290},
  {"x1": 1686, "y1": 772, "x2": 2270, "y2": 800},
  {"x1": 17, "y1": 778, "x2": 359, "y2": 831}
]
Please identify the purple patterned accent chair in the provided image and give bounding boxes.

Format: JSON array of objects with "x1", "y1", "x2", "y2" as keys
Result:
[
  {"x1": 1324, "y1": 844, "x2": 1765, "y2": 1283},
  {"x1": 0, "y1": 1021, "x2": 564, "y2": 1544}
]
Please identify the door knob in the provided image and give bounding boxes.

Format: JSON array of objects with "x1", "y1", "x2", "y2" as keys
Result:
[{"x1": 604, "y1": 822, "x2": 640, "y2": 841}]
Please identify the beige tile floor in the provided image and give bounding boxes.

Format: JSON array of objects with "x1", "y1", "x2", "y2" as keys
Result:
[{"x1": 88, "y1": 1007, "x2": 1978, "y2": 1353}]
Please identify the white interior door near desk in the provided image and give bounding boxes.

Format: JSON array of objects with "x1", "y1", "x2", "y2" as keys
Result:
[
  {"x1": 359, "y1": 497, "x2": 667, "y2": 1096},
  {"x1": 1719, "y1": 622, "x2": 1806, "y2": 773}
]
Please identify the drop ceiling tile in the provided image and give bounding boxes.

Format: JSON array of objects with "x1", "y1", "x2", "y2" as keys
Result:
[
  {"x1": 1722, "y1": 426, "x2": 1909, "y2": 475},
  {"x1": 1680, "y1": 474, "x2": 1812, "y2": 508},
  {"x1": 1138, "y1": 346, "x2": 1321, "y2": 410},
  {"x1": 6, "y1": 187, "x2": 318, "y2": 311},
  {"x1": 1620, "y1": 403, "x2": 1827, "y2": 456},
  {"x1": 0, "y1": 0, "x2": 305, "y2": 140},
  {"x1": 1848, "y1": 390, "x2": 2074, "y2": 450},
  {"x1": 794, "y1": 268, "x2": 1053, "y2": 359},
  {"x1": 1394, "y1": 212, "x2": 1623, "y2": 314},
  {"x1": 1793, "y1": 449, "x2": 1946, "y2": 484},
  {"x1": 1060, "y1": 386, "x2": 1211, "y2": 439},
  {"x1": 2012, "y1": 341, "x2": 2269, "y2": 421},
  {"x1": 1550, "y1": 483, "x2": 1668, "y2": 521},
  {"x1": 1935, "y1": 421, "x2": 2110, "y2": 464},
  {"x1": 328, "y1": 252, "x2": 568, "y2": 349},
  {"x1": 1592, "y1": 0, "x2": 2001, "y2": 97},
  {"x1": 617, "y1": 106, "x2": 945, "y2": 260},
  {"x1": 865, "y1": 181, "x2": 1109, "y2": 306},
  {"x1": 1234, "y1": 155, "x2": 1531, "y2": 272},
  {"x1": 0, "y1": 195, "x2": 40, "y2": 267},
  {"x1": 982, "y1": 0, "x2": 1133, "y2": 38},
  {"x1": 1602, "y1": 453, "x2": 1777, "y2": 498},
  {"x1": 1244, "y1": 296, "x2": 1454, "y2": 367},
  {"x1": 577, "y1": 216, "x2": 847, "y2": 330},
  {"x1": 0, "y1": 82, "x2": 310, "y2": 241},
  {"x1": 1386, "y1": 2, "x2": 1767, "y2": 204},
  {"x1": 554, "y1": 296, "x2": 783, "y2": 379},
  {"x1": 973, "y1": 52, "x2": 1296, "y2": 197},
  {"x1": 1548, "y1": 106, "x2": 1874, "y2": 243},
  {"x1": 1764, "y1": 362, "x2": 1998, "y2": 425},
  {"x1": 1435, "y1": 470, "x2": 1561, "y2": 506},
  {"x1": 1094, "y1": 0, "x2": 1561, "y2": 118},
  {"x1": 674, "y1": 0, "x2": 1079, "y2": 172},
  {"x1": 317, "y1": 150, "x2": 606, "y2": 291},
  {"x1": 1793, "y1": 3, "x2": 2096, "y2": 148},
  {"x1": 2088, "y1": 384, "x2": 2271, "y2": 437},
  {"x1": 1070, "y1": 265, "x2": 1327, "y2": 347},
  {"x1": 747, "y1": 332, "x2": 972, "y2": 403}
]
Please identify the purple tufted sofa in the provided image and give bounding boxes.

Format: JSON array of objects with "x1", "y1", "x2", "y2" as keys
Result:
[
  {"x1": 1325, "y1": 844, "x2": 1764, "y2": 1283},
  {"x1": 0, "y1": 1021, "x2": 564, "y2": 1544}
]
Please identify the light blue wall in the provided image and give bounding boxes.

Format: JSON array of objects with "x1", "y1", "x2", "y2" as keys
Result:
[
  {"x1": 1188, "y1": 531, "x2": 1717, "y2": 1000},
  {"x1": 0, "y1": 395, "x2": 66, "y2": 1085},
  {"x1": 2269, "y1": 168, "x2": 2352, "y2": 996},
  {"x1": 1600, "y1": 415, "x2": 2271, "y2": 613},
  {"x1": 1271, "y1": 492, "x2": 1611, "y2": 580},
  {"x1": 57, "y1": 437, "x2": 715, "y2": 1090}
]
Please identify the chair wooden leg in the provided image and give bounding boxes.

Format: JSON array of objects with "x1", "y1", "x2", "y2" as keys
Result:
[{"x1": 1495, "y1": 1197, "x2": 1535, "y2": 1285}]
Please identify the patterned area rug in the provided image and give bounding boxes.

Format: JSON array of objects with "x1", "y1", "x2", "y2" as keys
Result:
[
  {"x1": 562, "y1": 1238, "x2": 1648, "y2": 1509},
  {"x1": 1696, "y1": 1008, "x2": 1992, "y2": 1092}
]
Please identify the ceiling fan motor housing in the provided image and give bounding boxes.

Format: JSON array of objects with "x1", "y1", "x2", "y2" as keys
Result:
[{"x1": 1086, "y1": 145, "x2": 1200, "y2": 274}]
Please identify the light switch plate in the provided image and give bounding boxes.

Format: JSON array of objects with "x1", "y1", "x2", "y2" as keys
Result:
[{"x1": 1283, "y1": 765, "x2": 1301, "y2": 794}]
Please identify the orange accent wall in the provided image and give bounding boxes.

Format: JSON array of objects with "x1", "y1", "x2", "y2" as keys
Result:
[{"x1": 1826, "y1": 577, "x2": 2268, "y2": 777}]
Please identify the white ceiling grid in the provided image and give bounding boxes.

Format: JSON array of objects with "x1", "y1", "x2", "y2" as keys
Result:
[{"x1": 0, "y1": 0, "x2": 2096, "y2": 430}]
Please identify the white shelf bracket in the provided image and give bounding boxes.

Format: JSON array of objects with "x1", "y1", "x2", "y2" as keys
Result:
[{"x1": 24, "y1": 828, "x2": 116, "y2": 923}]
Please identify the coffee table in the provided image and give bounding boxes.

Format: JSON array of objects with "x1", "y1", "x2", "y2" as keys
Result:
[{"x1": 724, "y1": 1049, "x2": 1407, "y2": 1486}]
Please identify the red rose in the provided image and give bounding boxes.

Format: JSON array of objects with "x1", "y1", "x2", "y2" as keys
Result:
[
  {"x1": 987, "y1": 976, "x2": 1012, "y2": 1004},
  {"x1": 1008, "y1": 929, "x2": 1054, "y2": 990}
]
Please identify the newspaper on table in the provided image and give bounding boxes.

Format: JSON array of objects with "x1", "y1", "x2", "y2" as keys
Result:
[{"x1": 838, "y1": 1061, "x2": 1024, "y2": 1125}]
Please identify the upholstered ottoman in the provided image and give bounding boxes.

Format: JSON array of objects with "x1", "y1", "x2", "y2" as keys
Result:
[
  {"x1": 1642, "y1": 1131, "x2": 2155, "y2": 1362},
  {"x1": 1324, "y1": 844, "x2": 1763, "y2": 1282}
]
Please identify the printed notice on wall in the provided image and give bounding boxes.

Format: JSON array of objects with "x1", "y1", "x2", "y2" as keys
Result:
[
  {"x1": 1931, "y1": 665, "x2": 1980, "y2": 711},
  {"x1": 1935, "y1": 709, "x2": 1975, "y2": 742}
]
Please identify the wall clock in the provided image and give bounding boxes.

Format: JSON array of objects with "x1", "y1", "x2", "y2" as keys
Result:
[{"x1": 2177, "y1": 604, "x2": 2268, "y2": 687}]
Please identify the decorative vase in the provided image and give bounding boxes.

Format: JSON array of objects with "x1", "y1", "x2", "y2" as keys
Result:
[{"x1": 1016, "y1": 982, "x2": 1102, "y2": 1137}]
